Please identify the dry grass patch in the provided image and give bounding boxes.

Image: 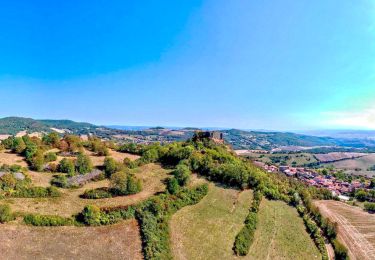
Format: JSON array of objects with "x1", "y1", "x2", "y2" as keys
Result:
[
  {"x1": 4, "y1": 163, "x2": 169, "y2": 217},
  {"x1": 170, "y1": 183, "x2": 252, "y2": 260},
  {"x1": 84, "y1": 149, "x2": 140, "y2": 167},
  {"x1": 315, "y1": 200, "x2": 375, "y2": 260},
  {"x1": 0, "y1": 150, "x2": 27, "y2": 167},
  {"x1": 0, "y1": 220, "x2": 142, "y2": 260}
]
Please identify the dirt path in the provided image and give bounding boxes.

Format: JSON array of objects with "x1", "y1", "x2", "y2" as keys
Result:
[{"x1": 315, "y1": 200, "x2": 375, "y2": 260}]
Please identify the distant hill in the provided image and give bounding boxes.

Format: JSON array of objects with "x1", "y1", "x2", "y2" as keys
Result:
[
  {"x1": 1, "y1": 117, "x2": 375, "y2": 150},
  {"x1": 0, "y1": 117, "x2": 101, "y2": 135},
  {"x1": 221, "y1": 129, "x2": 375, "y2": 150}
]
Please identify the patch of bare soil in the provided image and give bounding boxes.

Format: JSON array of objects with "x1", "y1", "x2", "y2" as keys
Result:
[
  {"x1": 314, "y1": 200, "x2": 375, "y2": 260},
  {"x1": 0, "y1": 150, "x2": 28, "y2": 167},
  {"x1": 0, "y1": 220, "x2": 142, "y2": 260}
]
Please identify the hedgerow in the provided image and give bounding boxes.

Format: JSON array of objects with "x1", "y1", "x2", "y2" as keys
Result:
[
  {"x1": 233, "y1": 190, "x2": 262, "y2": 256},
  {"x1": 136, "y1": 184, "x2": 208, "y2": 260},
  {"x1": 24, "y1": 214, "x2": 75, "y2": 226},
  {"x1": 12, "y1": 186, "x2": 61, "y2": 198}
]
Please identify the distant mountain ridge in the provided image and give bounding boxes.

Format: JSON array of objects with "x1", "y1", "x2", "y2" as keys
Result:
[{"x1": 1, "y1": 117, "x2": 375, "y2": 150}]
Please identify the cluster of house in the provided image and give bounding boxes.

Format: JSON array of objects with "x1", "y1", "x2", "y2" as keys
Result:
[{"x1": 253, "y1": 161, "x2": 368, "y2": 200}]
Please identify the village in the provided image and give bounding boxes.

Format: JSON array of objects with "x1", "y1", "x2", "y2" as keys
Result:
[{"x1": 253, "y1": 160, "x2": 372, "y2": 201}]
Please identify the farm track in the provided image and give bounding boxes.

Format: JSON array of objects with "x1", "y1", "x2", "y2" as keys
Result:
[{"x1": 315, "y1": 200, "x2": 375, "y2": 260}]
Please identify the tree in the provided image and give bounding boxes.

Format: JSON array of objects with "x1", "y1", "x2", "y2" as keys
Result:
[
  {"x1": 172, "y1": 164, "x2": 191, "y2": 186},
  {"x1": 42, "y1": 132, "x2": 60, "y2": 147},
  {"x1": 44, "y1": 152, "x2": 57, "y2": 162},
  {"x1": 58, "y1": 158, "x2": 75, "y2": 176},
  {"x1": 30, "y1": 150, "x2": 45, "y2": 171},
  {"x1": 75, "y1": 153, "x2": 93, "y2": 174},
  {"x1": 103, "y1": 157, "x2": 122, "y2": 177},
  {"x1": 355, "y1": 189, "x2": 367, "y2": 202},
  {"x1": 166, "y1": 177, "x2": 180, "y2": 194},
  {"x1": 110, "y1": 171, "x2": 142, "y2": 195},
  {"x1": 12, "y1": 137, "x2": 26, "y2": 154}
]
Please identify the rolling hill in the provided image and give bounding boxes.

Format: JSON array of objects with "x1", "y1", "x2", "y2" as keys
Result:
[{"x1": 1, "y1": 117, "x2": 375, "y2": 150}]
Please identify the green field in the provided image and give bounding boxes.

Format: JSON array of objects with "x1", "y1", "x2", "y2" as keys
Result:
[
  {"x1": 170, "y1": 184, "x2": 320, "y2": 260},
  {"x1": 247, "y1": 200, "x2": 321, "y2": 260},
  {"x1": 170, "y1": 183, "x2": 252, "y2": 260}
]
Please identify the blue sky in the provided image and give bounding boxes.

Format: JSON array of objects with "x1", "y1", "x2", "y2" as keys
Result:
[{"x1": 0, "y1": 0, "x2": 375, "y2": 130}]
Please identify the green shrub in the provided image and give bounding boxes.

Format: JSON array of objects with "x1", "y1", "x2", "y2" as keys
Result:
[
  {"x1": 75, "y1": 153, "x2": 93, "y2": 174},
  {"x1": 332, "y1": 239, "x2": 349, "y2": 260},
  {"x1": 81, "y1": 188, "x2": 112, "y2": 199},
  {"x1": 51, "y1": 175, "x2": 68, "y2": 188},
  {"x1": 13, "y1": 186, "x2": 61, "y2": 198},
  {"x1": 80, "y1": 205, "x2": 102, "y2": 226},
  {"x1": 0, "y1": 204, "x2": 14, "y2": 223},
  {"x1": 24, "y1": 214, "x2": 74, "y2": 226},
  {"x1": 44, "y1": 152, "x2": 57, "y2": 162},
  {"x1": 172, "y1": 164, "x2": 191, "y2": 186},
  {"x1": 364, "y1": 202, "x2": 375, "y2": 212},
  {"x1": 58, "y1": 158, "x2": 75, "y2": 176},
  {"x1": 166, "y1": 177, "x2": 180, "y2": 194},
  {"x1": 110, "y1": 171, "x2": 142, "y2": 196}
]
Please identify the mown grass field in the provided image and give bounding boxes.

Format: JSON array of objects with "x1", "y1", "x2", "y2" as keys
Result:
[
  {"x1": 247, "y1": 200, "x2": 320, "y2": 260},
  {"x1": 170, "y1": 183, "x2": 252, "y2": 260},
  {"x1": 170, "y1": 184, "x2": 320, "y2": 260}
]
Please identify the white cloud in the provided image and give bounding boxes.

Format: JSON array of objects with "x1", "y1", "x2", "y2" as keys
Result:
[{"x1": 320, "y1": 106, "x2": 375, "y2": 129}]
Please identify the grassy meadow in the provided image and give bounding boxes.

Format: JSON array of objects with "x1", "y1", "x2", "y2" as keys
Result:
[{"x1": 170, "y1": 184, "x2": 321, "y2": 260}]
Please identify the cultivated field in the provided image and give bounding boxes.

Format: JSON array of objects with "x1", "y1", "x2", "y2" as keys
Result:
[
  {"x1": 4, "y1": 163, "x2": 169, "y2": 217},
  {"x1": 244, "y1": 152, "x2": 317, "y2": 166},
  {"x1": 314, "y1": 200, "x2": 375, "y2": 260},
  {"x1": 170, "y1": 184, "x2": 320, "y2": 260},
  {"x1": 0, "y1": 220, "x2": 142, "y2": 260},
  {"x1": 315, "y1": 152, "x2": 366, "y2": 163},
  {"x1": 247, "y1": 200, "x2": 320, "y2": 260},
  {"x1": 326, "y1": 153, "x2": 375, "y2": 177}
]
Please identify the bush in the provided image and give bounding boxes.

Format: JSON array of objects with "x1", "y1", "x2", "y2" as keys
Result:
[
  {"x1": 0, "y1": 204, "x2": 14, "y2": 223},
  {"x1": 166, "y1": 177, "x2": 180, "y2": 195},
  {"x1": 44, "y1": 152, "x2": 57, "y2": 162},
  {"x1": 172, "y1": 164, "x2": 191, "y2": 186},
  {"x1": 332, "y1": 239, "x2": 349, "y2": 260},
  {"x1": 110, "y1": 171, "x2": 142, "y2": 196},
  {"x1": 75, "y1": 153, "x2": 93, "y2": 174},
  {"x1": 81, "y1": 188, "x2": 112, "y2": 199},
  {"x1": 13, "y1": 186, "x2": 61, "y2": 198},
  {"x1": 364, "y1": 202, "x2": 375, "y2": 212},
  {"x1": 24, "y1": 214, "x2": 74, "y2": 226},
  {"x1": 103, "y1": 157, "x2": 123, "y2": 177},
  {"x1": 51, "y1": 175, "x2": 68, "y2": 188},
  {"x1": 58, "y1": 158, "x2": 75, "y2": 176}
]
